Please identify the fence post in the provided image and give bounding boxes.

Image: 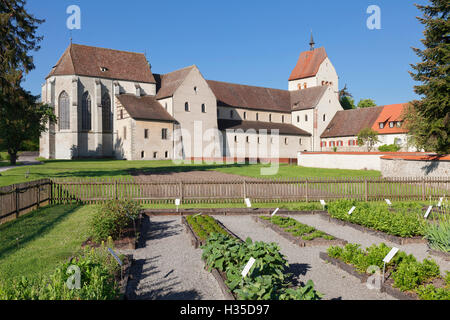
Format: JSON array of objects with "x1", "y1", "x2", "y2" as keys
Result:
[
  {"x1": 15, "y1": 185, "x2": 19, "y2": 218},
  {"x1": 305, "y1": 179, "x2": 309, "y2": 203},
  {"x1": 364, "y1": 179, "x2": 368, "y2": 202},
  {"x1": 37, "y1": 181, "x2": 40, "y2": 209},
  {"x1": 179, "y1": 181, "x2": 183, "y2": 202},
  {"x1": 422, "y1": 178, "x2": 425, "y2": 201},
  {"x1": 115, "y1": 180, "x2": 118, "y2": 200}
]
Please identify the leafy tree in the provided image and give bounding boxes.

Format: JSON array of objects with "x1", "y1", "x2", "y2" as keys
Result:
[
  {"x1": 339, "y1": 84, "x2": 356, "y2": 110},
  {"x1": 0, "y1": 0, "x2": 55, "y2": 165},
  {"x1": 406, "y1": 0, "x2": 449, "y2": 154},
  {"x1": 357, "y1": 99, "x2": 377, "y2": 109},
  {"x1": 357, "y1": 127, "x2": 380, "y2": 152},
  {"x1": 340, "y1": 96, "x2": 356, "y2": 110}
]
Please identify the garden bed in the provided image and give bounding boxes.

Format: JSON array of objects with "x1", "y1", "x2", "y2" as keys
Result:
[
  {"x1": 181, "y1": 215, "x2": 239, "y2": 299},
  {"x1": 253, "y1": 216, "x2": 347, "y2": 247},
  {"x1": 426, "y1": 246, "x2": 450, "y2": 262},
  {"x1": 320, "y1": 214, "x2": 427, "y2": 245},
  {"x1": 319, "y1": 252, "x2": 416, "y2": 300},
  {"x1": 320, "y1": 243, "x2": 450, "y2": 301},
  {"x1": 83, "y1": 214, "x2": 144, "y2": 250},
  {"x1": 120, "y1": 254, "x2": 133, "y2": 300}
]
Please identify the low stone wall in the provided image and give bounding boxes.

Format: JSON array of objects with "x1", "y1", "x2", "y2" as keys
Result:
[
  {"x1": 381, "y1": 156, "x2": 450, "y2": 177},
  {"x1": 297, "y1": 152, "x2": 432, "y2": 171}
]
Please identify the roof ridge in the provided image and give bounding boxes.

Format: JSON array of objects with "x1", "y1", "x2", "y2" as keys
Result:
[
  {"x1": 207, "y1": 79, "x2": 288, "y2": 93},
  {"x1": 71, "y1": 43, "x2": 146, "y2": 56}
]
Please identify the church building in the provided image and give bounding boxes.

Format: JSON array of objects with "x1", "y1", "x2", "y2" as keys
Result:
[{"x1": 40, "y1": 38, "x2": 343, "y2": 161}]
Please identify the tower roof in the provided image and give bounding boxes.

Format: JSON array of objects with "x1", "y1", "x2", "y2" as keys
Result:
[{"x1": 288, "y1": 47, "x2": 328, "y2": 81}]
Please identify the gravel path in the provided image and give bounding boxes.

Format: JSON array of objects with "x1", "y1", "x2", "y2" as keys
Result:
[
  {"x1": 289, "y1": 214, "x2": 450, "y2": 275},
  {"x1": 214, "y1": 215, "x2": 395, "y2": 300},
  {"x1": 125, "y1": 216, "x2": 225, "y2": 300}
]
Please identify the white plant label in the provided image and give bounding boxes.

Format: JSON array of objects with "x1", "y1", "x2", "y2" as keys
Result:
[
  {"x1": 385, "y1": 199, "x2": 392, "y2": 206},
  {"x1": 320, "y1": 200, "x2": 326, "y2": 206},
  {"x1": 241, "y1": 257, "x2": 256, "y2": 278},
  {"x1": 245, "y1": 198, "x2": 252, "y2": 208},
  {"x1": 271, "y1": 208, "x2": 280, "y2": 217},
  {"x1": 348, "y1": 206, "x2": 356, "y2": 215},
  {"x1": 108, "y1": 248, "x2": 123, "y2": 266},
  {"x1": 175, "y1": 199, "x2": 181, "y2": 206},
  {"x1": 424, "y1": 206, "x2": 433, "y2": 219},
  {"x1": 193, "y1": 213, "x2": 202, "y2": 218},
  {"x1": 437, "y1": 197, "x2": 443, "y2": 207},
  {"x1": 383, "y1": 247, "x2": 399, "y2": 264}
]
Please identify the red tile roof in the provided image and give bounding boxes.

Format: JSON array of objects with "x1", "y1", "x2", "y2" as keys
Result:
[
  {"x1": 372, "y1": 103, "x2": 410, "y2": 134},
  {"x1": 47, "y1": 44, "x2": 156, "y2": 83},
  {"x1": 381, "y1": 155, "x2": 450, "y2": 161},
  {"x1": 289, "y1": 47, "x2": 327, "y2": 81}
]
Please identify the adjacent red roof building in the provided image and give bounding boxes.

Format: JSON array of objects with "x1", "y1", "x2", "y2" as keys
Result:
[{"x1": 372, "y1": 103, "x2": 409, "y2": 134}]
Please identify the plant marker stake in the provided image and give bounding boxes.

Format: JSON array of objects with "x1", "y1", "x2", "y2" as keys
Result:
[
  {"x1": 245, "y1": 198, "x2": 252, "y2": 208},
  {"x1": 424, "y1": 206, "x2": 433, "y2": 219},
  {"x1": 241, "y1": 257, "x2": 256, "y2": 278},
  {"x1": 320, "y1": 200, "x2": 326, "y2": 210},
  {"x1": 348, "y1": 206, "x2": 356, "y2": 215},
  {"x1": 175, "y1": 199, "x2": 181, "y2": 212},
  {"x1": 385, "y1": 199, "x2": 392, "y2": 206},
  {"x1": 382, "y1": 247, "x2": 399, "y2": 283},
  {"x1": 271, "y1": 208, "x2": 280, "y2": 217},
  {"x1": 437, "y1": 197, "x2": 443, "y2": 207},
  {"x1": 193, "y1": 213, "x2": 202, "y2": 218},
  {"x1": 108, "y1": 248, "x2": 123, "y2": 280}
]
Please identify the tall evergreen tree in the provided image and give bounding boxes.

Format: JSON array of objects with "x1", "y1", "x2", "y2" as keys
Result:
[
  {"x1": 0, "y1": 0, "x2": 55, "y2": 165},
  {"x1": 407, "y1": 0, "x2": 449, "y2": 154}
]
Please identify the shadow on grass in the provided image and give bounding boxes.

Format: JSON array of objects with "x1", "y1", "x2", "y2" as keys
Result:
[{"x1": 0, "y1": 204, "x2": 81, "y2": 261}]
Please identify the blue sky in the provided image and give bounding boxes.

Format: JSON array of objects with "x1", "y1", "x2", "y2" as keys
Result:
[{"x1": 23, "y1": 0, "x2": 427, "y2": 106}]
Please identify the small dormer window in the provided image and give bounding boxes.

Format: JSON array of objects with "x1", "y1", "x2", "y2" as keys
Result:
[
  {"x1": 396, "y1": 121, "x2": 402, "y2": 128},
  {"x1": 389, "y1": 122, "x2": 394, "y2": 128},
  {"x1": 379, "y1": 123, "x2": 385, "y2": 129},
  {"x1": 100, "y1": 67, "x2": 108, "y2": 72}
]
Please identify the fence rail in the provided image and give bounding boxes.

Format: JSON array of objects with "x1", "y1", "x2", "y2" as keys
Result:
[{"x1": 1, "y1": 177, "x2": 449, "y2": 224}]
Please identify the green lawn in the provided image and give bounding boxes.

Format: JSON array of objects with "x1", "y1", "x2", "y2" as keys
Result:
[
  {"x1": 0, "y1": 204, "x2": 93, "y2": 280},
  {"x1": 0, "y1": 159, "x2": 381, "y2": 186}
]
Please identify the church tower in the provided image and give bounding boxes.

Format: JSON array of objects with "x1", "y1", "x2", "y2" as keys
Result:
[{"x1": 288, "y1": 34, "x2": 339, "y2": 94}]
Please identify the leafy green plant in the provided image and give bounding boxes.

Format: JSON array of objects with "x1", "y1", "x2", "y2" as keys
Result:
[
  {"x1": 261, "y1": 216, "x2": 335, "y2": 241},
  {"x1": 424, "y1": 214, "x2": 450, "y2": 253},
  {"x1": 327, "y1": 242, "x2": 447, "y2": 299},
  {"x1": 0, "y1": 243, "x2": 122, "y2": 300},
  {"x1": 327, "y1": 200, "x2": 427, "y2": 237},
  {"x1": 378, "y1": 144, "x2": 401, "y2": 152},
  {"x1": 201, "y1": 233, "x2": 321, "y2": 300},
  {"x1": 90, "y1": 199, "x2": 142, "y2": 242}
]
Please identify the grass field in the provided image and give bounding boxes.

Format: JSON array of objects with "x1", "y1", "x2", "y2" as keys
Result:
[
  {"x1": 0, "y1": 204, "x2": 93, "y2": 280},
  {"x1": 0, "y1": 159, "x2": 381, "y2": 187}
]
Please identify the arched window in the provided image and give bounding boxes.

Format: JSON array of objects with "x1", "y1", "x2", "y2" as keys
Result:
[
  {"x1": 58, "y1": 91, "x2": 70, "y2": 130},
  {"x1": 101, "y1": 93, "x2": 111, "y2": 133},
  {"x1": 185, "y1": 102, "x2": 189, "y2": 112},
  {"x1": 81, "y1": 92, "x2": 92, "y2": 131}
]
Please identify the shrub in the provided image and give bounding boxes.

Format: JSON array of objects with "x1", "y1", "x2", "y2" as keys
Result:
[
  {"x1": 0, "y1": 244, "x2": 121, "y2": 300},
  {"x1": 90, "y1": 199, "x2": 142, "y2": 242},
  {"x1": 378, "y1": 144, "x2": 401, "y2": 152}
]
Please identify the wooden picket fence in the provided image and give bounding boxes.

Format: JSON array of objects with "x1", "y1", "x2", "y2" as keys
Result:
[{"x1": 1, "y1": 177, "x2": 449, "y2": 225}]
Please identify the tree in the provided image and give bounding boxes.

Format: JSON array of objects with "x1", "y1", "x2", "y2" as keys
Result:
[
  {"x1": 339, "y1": 84, "x2": 356, "y2": 110},
  {"x1": 0, "y1": 0, "x2": 55, "y2": 165},
  {"x1": 340, "y1": 96, "x2": 356, "y2": 110},
  {"x1": 357, "y1": 127, "x2": 380, "y2": 152},
  {"x1": 406, "y1": 0, "x2": 449, "y2": 154},
  {"x1": 357, "y1": 99, "x2": 377, "y2": 109}
]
